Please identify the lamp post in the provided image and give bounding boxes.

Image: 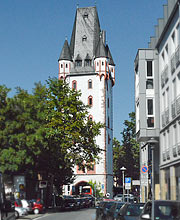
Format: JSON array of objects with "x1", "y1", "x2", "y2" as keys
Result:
[
  {"x1": 120, "y1": 166, "x2": 127, "y2": 202},
  {"x1": 147, "y1": 138, "x2": 158, "y2": 220}
]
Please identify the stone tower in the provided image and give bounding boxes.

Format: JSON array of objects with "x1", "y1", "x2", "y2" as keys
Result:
[{"x1": 58, "y1": 6, "x2": 115, "y2": 197}]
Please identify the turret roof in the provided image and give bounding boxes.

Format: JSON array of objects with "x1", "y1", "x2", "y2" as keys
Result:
[
  {"x1": 106, "y1": 45, "x2": 115, "y2": 66},
  {"x1": 95, "y1": 36, "x2": 108, "y2": 58},
  {"x1": 58, "y1": 39, "x2": 72, "y2": 61}
]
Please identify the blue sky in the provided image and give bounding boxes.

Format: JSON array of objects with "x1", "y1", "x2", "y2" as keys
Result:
[{"x1": 0, "y1": 0, "x2": 166, "y2": 142}]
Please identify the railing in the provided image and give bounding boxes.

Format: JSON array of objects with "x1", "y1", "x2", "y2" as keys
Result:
[
  {"x1": 165, "y1": 108, "x2": 169, "y2": 124},
  {"x1": 176, "y1": 95, "x2": 180, "y2": 115},
  {"x1": 166, "y1": 149, "x2": 170, "y2": 160},
  {"x1": 175, "y1": 45, "x2": 180, "y2": 68},
  {"x1": 171, "y1": 53, "x2": 176, "y2": 74},
  {"x1": 173, "y1": 145, "x2": 177, "y2": 157},
  {"x1": 178, "y1": 143, "x2": 180, "y2": 155},
  {"x1": 161, "y1": 65, "x2": 168, "y2": 88},
  {"x1": 171, "y1": 100, "x2": 176, "y2": 119},
  {"x1": 162, "y1": 152, "x2": 166, "y2": 161}
]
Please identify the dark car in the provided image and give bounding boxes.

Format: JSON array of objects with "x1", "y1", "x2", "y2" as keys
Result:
[
  {"x1": 62, "y1": 196, "x2": 78, "y2": 210},
  {"x1": 139, "y1": 200, "x2": 180, "y2": 220},
  {"x1": 106, "y1": 202, "x2": 125, "y2": 220},
  {"x1": 96, "y1": 200, "x2": 116, "y2": 220},
  {"x1": 116, "y1": 203, "x2": 145, "y2": 220}
]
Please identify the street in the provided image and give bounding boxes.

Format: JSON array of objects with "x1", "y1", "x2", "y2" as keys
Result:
[{"x1": 19, "y1": 208, "x2": 96, "y2": 220}]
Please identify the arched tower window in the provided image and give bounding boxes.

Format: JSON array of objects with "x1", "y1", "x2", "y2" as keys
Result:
[
  {"x1": 88, "y1": 79, "x2": 92, "y2": 89},
  {"x1": 72, "y1": 80, "x2": 77, "y2": 90},
  {"x1": 88, "y1": 96, "x2": 93, "y2": 106},
  {"x1": 89, "y1": 115, "x2": 93, "y2": 121}
]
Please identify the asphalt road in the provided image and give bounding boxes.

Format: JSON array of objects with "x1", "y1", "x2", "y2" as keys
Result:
[{"x1": 19, "y1": 208, "x2": 96, "y2": 220}]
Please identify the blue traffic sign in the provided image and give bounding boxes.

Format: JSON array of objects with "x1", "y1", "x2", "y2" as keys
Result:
[{"x1": 125, "y1": 177, "x2": 131, "y2": 183}]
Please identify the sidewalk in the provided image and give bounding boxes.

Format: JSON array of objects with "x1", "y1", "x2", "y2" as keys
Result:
[{"x1": 19, "y1": 208, "x2": 56, "y2": 219}]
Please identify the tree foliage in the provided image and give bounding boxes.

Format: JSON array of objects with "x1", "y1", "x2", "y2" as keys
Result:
[
  {"x1": 0, "y1": 78, "x2": 103, "y2": 191},
  {"x1": 113, "y1": 112, "x2": 139, "y2": 186}
]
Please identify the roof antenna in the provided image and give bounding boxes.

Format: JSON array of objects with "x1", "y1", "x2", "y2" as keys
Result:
[{"x1": 77, "y1": 3, "x2": 79, "y2": 8}]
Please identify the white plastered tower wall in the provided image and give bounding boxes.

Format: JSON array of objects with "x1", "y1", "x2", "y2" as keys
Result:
[{"x1": 58, "y1": 6, "x2": 115, "y2": 197}]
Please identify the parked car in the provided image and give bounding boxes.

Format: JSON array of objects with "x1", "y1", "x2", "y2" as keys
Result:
[
  {"x1": 96, "y1": 200, "x2": 116, "y2": 220},
  {"x1": 62, "y1": 196, "x2": 78, "y2": 210},
  {"x1": 106, "y1": 202, "x2": 125, "y2": 220},
  {"x1": 15, "y1": 207, "x2": 27, "y2": 219},
  {"x1": 29, "y1": 199, "x2": 44, "y2": 214},
  {"x1": 139, "y1": 200, "x2": 180, "y2": 220},
  {"x1": 116, "y1": 203, "x2": 145, "y2": 220},
  {"x1": 21, "y1": 199, "x2": 32, "y2": 213},
  {"x1": 114, "y1": 194, "x2": 123, "y2": 202}
]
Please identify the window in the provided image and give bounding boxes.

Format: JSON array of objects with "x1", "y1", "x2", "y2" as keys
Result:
[
  {"x1": 102, "y1": 61, "x2": 104, "y2": 66},
  {"x1": 88, "y1": 96, "x2": 93, "y2": 106},
  {"x1": 146, "y1": 79, "x2": 153, "y2": 89},
  {"x1": 97, "y1": 62, "x2": 99, "y2": 66},
  {"x1": 61, "y1": 64, "x2": 63, "y2": 68},
  {"x1": 72, "y1": 80, "x2": 77, "y2": 90},
  {"x1": 82, "y1": 35, "x2": 87, "y2": 41},
  {"x1": 108, "y1": 98, "x2": 109, "y2": 108},
  {"x1": 108, "y1": 117, "x2": 110, "y2": 128},
  {"x1": 88, "y1": 79, "x2": 92, "y2": 89},
  {"x1": 147, "y1": 61, "x2": 153, "y2": 77},
  {"x1": 147, "y1": 98, "x2": 154, "y2": 128},
  {"x1": 85, "y1": 59, "x2": 91, "y2": 66},
  {"x1": 65, "y1": 64, "x2": 68, "y2": 68},
  {"x1": 89, "y1": 115, "x2": 93, "y2": 121},
  {"x1": 83, "y1": 12, "x2": 88, "y2": 18},
  {"x1": 75, "y1": 60, "x2": 82, "y2": 67}
]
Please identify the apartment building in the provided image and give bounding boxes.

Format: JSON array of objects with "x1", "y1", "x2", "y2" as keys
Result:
[{"x1": 135, "y1": 0, "x2": 180, "y2": 202}]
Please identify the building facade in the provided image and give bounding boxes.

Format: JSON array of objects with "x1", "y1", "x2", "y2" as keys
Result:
[
  {"x1": 135, "y1": 0, "x2": 180, "y2": 202},
  {"x1": 58, "y1": 6, "x2": 115, "y2": 197}
]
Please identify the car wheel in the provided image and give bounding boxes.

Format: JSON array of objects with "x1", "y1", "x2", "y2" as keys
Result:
[
  {"x1": 15, "y1": 211, "x2": 19, "y2": 219},
  {"x1": 34, "y1": 208, "x2": 40, "y2": 214}
]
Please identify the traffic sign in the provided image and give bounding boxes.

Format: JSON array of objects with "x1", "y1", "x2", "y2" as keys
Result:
[
  {"x1": 125, "y1": 177, "x2": 131, "y2": 190},
  {"x1": 141, "y1": 165, "x2": 148, "y2": 173}
]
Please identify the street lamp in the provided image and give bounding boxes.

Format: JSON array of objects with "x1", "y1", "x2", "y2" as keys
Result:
[
  {"x1": 147, "y1": 137, "x2": 158, "y2": 220},
  {"x1": 120, "y1": 166, "x2": 127, "y2": 202}
]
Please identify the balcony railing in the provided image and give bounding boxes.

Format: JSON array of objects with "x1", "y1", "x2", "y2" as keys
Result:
[
  {"x1": 175, "y1": 45, "x2": 180, "y2": 68},
  {"x1": 165, "y1": 108, "x2": 169, "y2": 124},
  {"x1": 171, "y1": 100, "x2": 176, "y2": 119},
  {"x1": 166, "y1": 149, "x2": 170, "y2": 160},
  {"x1": 178, "y1": 143, "x2": 180, "y2": 155},
  {"x1": 162, "y1": 152, "x2": 166, "y2": 161},
  {"x1": 171, "y1": 53, "x2": 176, "y2": 74},
  {"x1": 173, "y1": 145, "x2": 177, "y2": 157},
  {"x1": 161, "y1": 65, "x2": 168, "y2": 88},
  {"x1": 176, "y1": 95, "x2": 180, "y2": 115}
]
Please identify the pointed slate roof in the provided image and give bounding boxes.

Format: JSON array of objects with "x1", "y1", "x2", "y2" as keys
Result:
[
  {"x1": 106, "y1": 45, "x2": 115, "y2": 66},
  {"x1": 95, "y1": 36, "x2": 108, "y2": 58},
  {"x1": 58, "y1": 40, "x2": 72, "y2": 61}
]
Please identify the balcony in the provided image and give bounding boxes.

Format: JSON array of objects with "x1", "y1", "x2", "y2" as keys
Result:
[
  {"x1": 176, "y1": 95, "x2": 180, "y2": 115},
  {"x1": 161, "y1": 65, "x2": 168, "y2": 88},
  {"x1": 173, "y1": 145, "x2": 177, "y2": 157},
  {"x1": 175, "y1": 45, "x2": 180, "y2": 68},
  {"x1": 162, "y1": 152, "x2": 166, "y2": 161},
  {"x1": 171, "y1": 53, "x2": 176, "y2": 74},
  {"x1": 165, "y1": 108, "x2": 169, "y2": 124},
  {"x1": 166, "y1": 149, "x2": 170, "y2": 160},
  {"x1": 178, "y1": 143, "x2": 180, "y2": 155},
  {"x1": 171, "y1": 100, "x2": 176, "y2": 119}
]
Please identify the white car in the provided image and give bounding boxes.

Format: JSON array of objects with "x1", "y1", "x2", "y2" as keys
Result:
[
  {"x1": 15, "y1": 207, "x2": 27, "y2": 219},
  {"x1": 21, "y1": 199, "x2": 33, "y2": 213},
  {"x1": 114, "y1": 194, "x2": 123, "y2": 201}
]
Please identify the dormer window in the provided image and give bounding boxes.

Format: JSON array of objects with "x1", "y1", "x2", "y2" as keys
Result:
[
  {"x1": 82, "y1": 35, "x2": 87, "y2": 41},
  {"x1": 85, "y1": 53, "x2": 91, "y2": 66},
  {"x1": 83, "y1": 12, "x2": 88, "y2": 19},
  {"x1": 75, "y1": 54, "x2": 82, "y2": 67}
]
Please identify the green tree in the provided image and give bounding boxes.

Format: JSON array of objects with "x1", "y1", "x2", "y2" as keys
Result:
[
  {"x1": 88, "y1": 180, "x2": 103, "y2": 198},
  {"x1": 0, "y1": 78, "x2": 103, "y2": 192},
  {"x1": 113, "y1": 112, "x2": 139, "y2": 186}
]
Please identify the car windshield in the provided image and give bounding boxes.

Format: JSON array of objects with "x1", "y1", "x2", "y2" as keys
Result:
[{"x1": 126, "y1": 204, "x2": 144, "y2": 216}]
